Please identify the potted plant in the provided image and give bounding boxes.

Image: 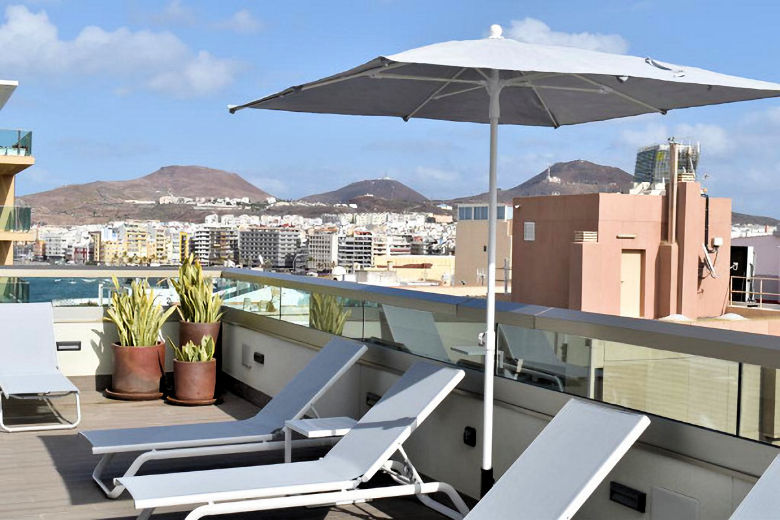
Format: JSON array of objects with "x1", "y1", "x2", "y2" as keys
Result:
[
  {"x1": 104, "y1": 277, "x2": 176, "y2": 399},
  {"x1": 170, "y1": 335, "x2": 216, "y2": 403},
  {"x1": 171, "y1": 254, "x2": 224, "y2": 348},
  {"x1": 310, "y1": 293, "x2": 348, "y2": 335}
]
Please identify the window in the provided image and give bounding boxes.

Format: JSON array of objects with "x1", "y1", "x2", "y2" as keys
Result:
[
  {"x1": 497, "y1": 206, "x2": 505, "y2": 220},
  {"x1": 458, "y1": 206, "x2": 473, "y2": 221},
  {"x1": 474, "y1": 206, "x2": 488, "y2": 220}
]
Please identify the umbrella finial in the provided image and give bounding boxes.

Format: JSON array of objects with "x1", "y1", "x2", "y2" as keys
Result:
[{"x1": 489, "y1": 24, "x2": 503, "y2": 39}]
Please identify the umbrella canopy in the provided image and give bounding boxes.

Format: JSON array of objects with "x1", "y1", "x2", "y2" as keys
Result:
[
  {"x1": 230, "y1": 26, "x2": 780, "y2": 125},
  {"x1": 230, "y1": 25, "x2": 780, "y2": 496}
]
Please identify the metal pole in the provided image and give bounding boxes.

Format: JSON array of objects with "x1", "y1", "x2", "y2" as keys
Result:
[{"x1": 481, "y1": 70, "x2": 501, "y2": 496}]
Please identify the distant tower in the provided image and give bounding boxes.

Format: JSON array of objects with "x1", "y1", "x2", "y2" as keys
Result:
[{"x1": 634, "y1": 141, "x2": 700, "y2": 184}]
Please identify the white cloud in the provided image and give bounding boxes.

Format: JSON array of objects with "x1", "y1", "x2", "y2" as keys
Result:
[
  {"x1": 506, "y1": 18, "x2": 629, "y2": 54},
  {"x1": 414, "y1": 166, "x2": 460, "y2": 183},
  {"x1": 216, "y1": 9, "x2": 262, "y2": 34},
  {"x1": 150, "y1": 0, "x2": 196, "y2": 26},
  {"x1": 0, "y1": 5, "x2": 240, "y2": 97}
]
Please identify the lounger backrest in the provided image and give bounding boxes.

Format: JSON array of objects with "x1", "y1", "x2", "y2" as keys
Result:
[
  {"x1": 730, "y1": 454, "x2": 780, "y2": 519},
  {"x1": 325, "y1": 361, "x2": 464, "y2": 482},
  {"x1": 466, "y1": 399, "x2": 649, "y2": 520},
  {"x1": 497, "y1": 324, "x2": 560, "y2": 366},
  {"x1": 381, "y1": 304, "x2": 450, "y2": 362},
  {"x1": 251, "y1": 338, "x2": 367, "y2": 425},
  {"x1": 0, "y1": 302, "x2": 59, "y2": 376}
]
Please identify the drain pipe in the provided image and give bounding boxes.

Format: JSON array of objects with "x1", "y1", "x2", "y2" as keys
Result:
[
  {"x1": 702, "y1": 192, "x2": 713, "y2": 253},
  {"x1": 667, "y1": 140, "x2": 678, "y2": 243}
]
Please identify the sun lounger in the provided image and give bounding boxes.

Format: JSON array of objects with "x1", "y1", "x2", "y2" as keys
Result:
[
  {"x1": 381, "y1": 304, "x2": 452, "y2": 362},
  {"x1": 730, "y1": 454, "x2": 780, "y2": 519},
  {"x1": 119, "y1": 361, "x2": 468, "y2": 520},
  {"x1": 82, "y1": 337, "x2": 366, "y2": 498},
  {"x1": 0, "y1": 302, "x2": 81, "y2": 432},
  {"x1": 466, "y1": 399, "x2": 649, "y2": 520}
]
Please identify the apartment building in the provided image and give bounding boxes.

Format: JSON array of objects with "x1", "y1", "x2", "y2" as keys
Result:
[
  {"x1": 338, "y1": 231, "x2": 374, "y2": 268},
  {"x1": 238, "y1": 228, "x2": 301, "y2": 268},
  {"x1": 307, "y1": 231, "x2": 338, "y2": 271},
  {"x1": 454, "y1": 203, "x2": 513, "y2": 287},
  {"x1": 0, "y1": 80, "x2": 35, "y2": 265},
  {"x1": 511, "y1": 180, "x2": 731, "y2": 319}
]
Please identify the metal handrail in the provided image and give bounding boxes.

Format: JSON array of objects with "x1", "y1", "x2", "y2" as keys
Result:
[{"x1": 730, "y1": 275, "x2": 780, "y2": 308}]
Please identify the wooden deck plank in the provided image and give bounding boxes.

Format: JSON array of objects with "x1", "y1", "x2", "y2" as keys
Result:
[{"x1": 0, "y1": 388, "x2": 448, "y2": 520}]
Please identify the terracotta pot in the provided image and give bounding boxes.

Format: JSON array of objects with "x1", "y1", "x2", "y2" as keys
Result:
[
  {"x1": 174, "y1": 359, "x2": 216, "y2": 401},
  {"x1": 111, "y1": 342, "x2": 165, "y2": 395},
  {"x1": 179, "y1": 321, "x2": 221, "y2": 348}
]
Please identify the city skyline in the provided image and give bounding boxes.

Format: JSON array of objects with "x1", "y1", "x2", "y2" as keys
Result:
[{"x1": 1, "y1": 1, "x2": 778, "y2": 216}]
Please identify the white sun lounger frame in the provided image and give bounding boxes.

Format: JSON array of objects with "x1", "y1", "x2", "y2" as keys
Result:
[
  {"x1": 119, "y1": 362, "x2": 469, "y2": 520},
  {"x1": 83, "y1": 338, "x2": 366, "y2": 498},
  {"x1": 0, "y1": 302, "x2": 81, "y2": 433},
  {"x1": 466, "y1": 398, "x2": 650, "y2": 520}
]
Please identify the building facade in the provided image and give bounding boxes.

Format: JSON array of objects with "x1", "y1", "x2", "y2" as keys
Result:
[
  {"x1": 454, "y1": 203, "x2": 513, "y2": 287},
  {"x1": 238, "y1": 228, "x2": 301, "y2": 268}
]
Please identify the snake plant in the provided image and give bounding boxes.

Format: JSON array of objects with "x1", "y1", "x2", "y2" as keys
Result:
[
  {"x1": 170, "y1": 335, "x2": 216, "y2": 362},
  {"x1": 105, "y1": 277, "x2": 177, "y2": 346},
  {"x1": 309, "y1": 293, "x2": 348, "y2": 336},
  {"x1": 171, "y1": 254, "x2": 224, "y2": 323}
]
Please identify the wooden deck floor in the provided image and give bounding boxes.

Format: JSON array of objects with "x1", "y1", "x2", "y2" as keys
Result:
[{"x1": 0, "y1": 386, "x2": 451, "y2": 520}]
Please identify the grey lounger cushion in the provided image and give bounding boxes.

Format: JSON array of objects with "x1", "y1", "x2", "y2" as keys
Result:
[
  {"x1": 82, "y1": 337, "x2": 366, "y2": 453},
  {"x1": 467, "y1": 399, "x2": 650, "y2": 520},
  {"x1": 119, "y1": 362, "x2": 464, "y2": 510}
]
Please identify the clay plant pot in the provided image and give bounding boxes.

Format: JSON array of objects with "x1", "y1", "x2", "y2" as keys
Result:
[
  {"x1": 179, "y1": 321, "x2": 221, "y2": 348},
  {"x1": 173, "y1": 359, "x2": 216, "y2": 401},
  {"x1": 111, "y1": 341, "x2": 165, "y2": 397}
]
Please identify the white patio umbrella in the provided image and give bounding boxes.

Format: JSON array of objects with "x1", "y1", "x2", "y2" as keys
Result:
[{"x1": 229, "y1": 25, "x2": 780, "y2": 494}]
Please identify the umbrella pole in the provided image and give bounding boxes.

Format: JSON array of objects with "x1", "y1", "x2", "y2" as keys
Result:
[{"x1": 481, "y1": 73, "x2": 501, "y2": 496}]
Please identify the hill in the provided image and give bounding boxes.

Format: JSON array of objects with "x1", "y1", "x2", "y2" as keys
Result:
[
  {"x1": 18, "y1": 165, "x2": 273, "y2": 225},
  {"x1": 732, "y1": 212, "x2": 779, "y2": 227},
  {"x1": 451, "y1": 160, "x2": 633, "y2": 203},
  {"x1": 301, "y1": 177, "x2": 428, "y2": 204}
]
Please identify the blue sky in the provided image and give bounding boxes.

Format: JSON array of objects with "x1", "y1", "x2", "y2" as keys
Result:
[{"x1": 2, "y1": 0, "x2": 779, "y2": 216}]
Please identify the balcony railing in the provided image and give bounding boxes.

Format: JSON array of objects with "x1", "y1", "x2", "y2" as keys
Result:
[
  {"x1": 0, "y1": 129, "x2": 32, "y2": 156},
  {"x1": 218, "y1": 269, "x2": 780, "y2": 447},
  {"x1": 0, "y1": 206, "x2": 31, "y2": 232}
]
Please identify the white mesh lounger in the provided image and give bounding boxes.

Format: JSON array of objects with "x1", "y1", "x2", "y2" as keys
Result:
[
  {"x1": 730, "y1": 454, "x2": 780, "y2": 519},
  {"x1": 119, "y1": 362, "x2": 469, "y2": 520},
  {"x1": 466, "y1": 399, "x2": 650, "y2": 520},
  {"x1": 82, "y1": 338, "x2": 366, "y2": 498},
  {"x1": 0, "y1": 302, "x2": 81, "y2": 433}
]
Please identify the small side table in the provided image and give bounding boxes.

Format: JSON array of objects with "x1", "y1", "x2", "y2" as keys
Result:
[{"x1": 284, "y1": 416, "x2": 357, "y2": 463}]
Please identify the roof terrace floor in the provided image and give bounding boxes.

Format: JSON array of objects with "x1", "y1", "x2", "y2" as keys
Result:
[{"x1": 0, "y1": 385, "x2": 448, "y2": 520}]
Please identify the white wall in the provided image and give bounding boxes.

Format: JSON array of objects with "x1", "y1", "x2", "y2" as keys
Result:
[{"x1": 220, "y1": 325, "x2": 758, "y2": 517}]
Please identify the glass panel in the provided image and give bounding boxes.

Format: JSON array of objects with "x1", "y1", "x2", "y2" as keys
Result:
[
  {"x1": 280, "y1": 287, "x2": 310, "y2": 325},
  {"x1": 221, "y1": 280, "x2": 280, "y2": 317},
  {"x1": 458, "y1": 206, "x2": 473, "y2": 221},
  {"x1": 474, "y1": 206, "x2": 488, "y2": 220},
  {"x1": 0, "y1": 206, "x2": 32, "y2": 232},
  {"x1": 0, "y1": 276, "x2": 171, "y2": 306},
  {"x1": 0, "y1": 129, "x2": 32, "y2": 156},
  {"x1": 496, "y1": 324, "x2": 592, "y2": 397},
  {"x1": 308, "y1": 291, "x2": 364, "y2": 340}
]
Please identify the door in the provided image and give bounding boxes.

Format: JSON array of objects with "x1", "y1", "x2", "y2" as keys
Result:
[{"x1": 620, "y1": 250, "x2": 643, "y2": 318}]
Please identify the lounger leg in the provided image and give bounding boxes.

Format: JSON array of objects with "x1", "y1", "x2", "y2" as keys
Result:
[
  {"x1": 136, "y1": 507, "x2": 154, "y2": 520},
  {"x1": 393, "y1": 447, "x2": 470, "y2": 519},
  {"x1": 0, "y1": 392, "x2": 80, "y2": 432}
]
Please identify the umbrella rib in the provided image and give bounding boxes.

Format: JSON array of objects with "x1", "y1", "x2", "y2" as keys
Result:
[
  {"x1": 402, "y1": 67, "x2": 469, "y2": 121},
  {"x1": 572, "y1": 74, "x2": 667, "y2": 114},
  {"x1": 529, "y1": 85, "x2": 560, "y2": 128},
  {"x1": 373, "y1": 73, "x2": 483, "y2": 85},
  {"x1": 432, "y1": 85, "x2": 484, "y2": 101}
]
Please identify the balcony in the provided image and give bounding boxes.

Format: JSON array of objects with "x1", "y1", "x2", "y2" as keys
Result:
[
  {"x1": 0, "y1": 266, "x2": 778, "y2": 518},
  {"x1": 0, "y1": 129, "x2": 34, "y2": 176}
]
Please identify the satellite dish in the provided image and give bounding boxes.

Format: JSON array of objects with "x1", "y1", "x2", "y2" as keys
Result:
[{"x1": 702, "y1": 243, "x2": 718, "y2": 278}]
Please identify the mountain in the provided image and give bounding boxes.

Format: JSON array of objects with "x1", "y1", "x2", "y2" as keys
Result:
[
  {"x1": 18, "y1": 165, "x2": 273, "y2": 225},
  {"x1": 451, "y1": 160, "x2": 633, "y2": 203},
  {"x1": 301, "y1": 178, "x2": 429, "y2": 204},
  {"x1": 732, "y1": 212, "x2": 779, "y2": 226}
]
